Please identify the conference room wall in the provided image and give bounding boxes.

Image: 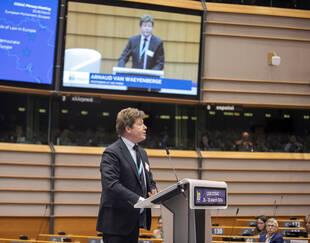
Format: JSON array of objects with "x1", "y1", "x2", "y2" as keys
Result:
[
  {"x1": 1, "y1": 143, "x2": 310, "y2": 237},
  {"x1": 0, "y1": 147, "x2": 51, "y2": 219},
  {"x1": 65, "y1": 2, "x2": 201, "y2": 82},
  {"x1": 201, "y1": 152, "x2": 310, "y2": 216},
  {"x1": 2, "y1": 2, "x2": 310, "y2": 238},
  {"x1": 202, "y1": 9, "x2": 310, "y2": 107}
]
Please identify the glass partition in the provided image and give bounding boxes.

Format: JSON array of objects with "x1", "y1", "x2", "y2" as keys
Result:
[
  {"x1": 1, "y1": 92, "x2": 309, "y2": 152},
  {"x1": 0, "y1": 93, "x2": 50, "y2": 144},
  {"x1": 51, "y1": 96, "x2": 197, "y2": 149},
  {"x1": 198, "y1": 105, "x2": 310, "y2": 152}
]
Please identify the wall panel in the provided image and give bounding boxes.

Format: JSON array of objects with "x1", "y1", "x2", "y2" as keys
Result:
[
  {"x1": 202, "y1": 10, "x2": 310, "y2": 107},
  {"x1": 1, "y1": 143, "x2": 310, "y2": 235}
]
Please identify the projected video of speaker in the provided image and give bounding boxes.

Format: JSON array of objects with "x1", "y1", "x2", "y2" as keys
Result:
[{"x1": 61, "y1": 0, "x2": 203, "y2": 99}]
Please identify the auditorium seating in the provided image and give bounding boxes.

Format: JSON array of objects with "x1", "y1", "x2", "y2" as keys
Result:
[{"x1": 211, "y1": 216, "x2": 309, "y2": 242}]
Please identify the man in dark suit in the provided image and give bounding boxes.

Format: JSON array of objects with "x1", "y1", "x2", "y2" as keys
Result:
[
  {"x1": 118, "y1": 14, "x2": 164, "y2": 70},
  {"x1": 96, "y1": 107, "x2": 157, "y2": 243}
]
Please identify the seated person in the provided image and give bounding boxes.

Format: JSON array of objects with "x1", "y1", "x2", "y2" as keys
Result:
[
  {"x1": 284, "y1": 135, "x2": 304, "y2": 152},
  {"x1": 15, "y1": 125, "x2": 26, "y2": 143},
  {"x1": 59, "y1": 129, "x2": 73, "y2": 145},
  {"x1": 199, "y1": 134, "x2": 211, "y2": 151},
  {"x1": 153, "y1": 216, "x2": 163, "y2": 239},
  {"x1": 259, "y1": 218, "x2": 283, "y2": 243},
  {"x1": 254, "y1": 215, "x2": 268, "y2": 235},
  {"x1": 234, "y1": 131, "x2": 254, "y2": 152},
  {"x1": 305, "y1": 214, "x2": 310, "y2": 237}
]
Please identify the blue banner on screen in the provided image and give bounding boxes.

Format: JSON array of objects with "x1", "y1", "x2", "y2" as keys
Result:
[
  {"x1": 63, "y1": 71, "x2": 197, "y2": 95},
  {"x1": 194, "y1": 187, "x2": 226, "y2": 206},
  {"x1": 0, "y1": 0, "x2": 59, "y2": 85}
]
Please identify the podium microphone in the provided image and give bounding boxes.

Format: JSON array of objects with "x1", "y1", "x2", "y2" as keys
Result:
[
  {"x1": 273, "y1": 200, "x2": 277, "y2": 216},
  {"x1": 165, "y1": 147, "x2": 179, "y2": 183},
  {"x1": 228, "y1": 208, "x2": 240, "y2": 239},
  {"x1": 165, "y1": 147, "x2": 185, "y2": 194}
]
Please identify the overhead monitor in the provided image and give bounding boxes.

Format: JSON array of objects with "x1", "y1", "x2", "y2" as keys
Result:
[
  {"x1": 61, "y1": 0, "x2": 203, "y2": 100},
  {"x1": 0, "y1": 0, "x2": 60, "y2": 88}
]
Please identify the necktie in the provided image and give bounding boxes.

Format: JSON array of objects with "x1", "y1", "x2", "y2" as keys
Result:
[
  {"x1": 142, "y1": 38, "x2": 147, "y2": 51},
  {"x1": 133, "y1": 144, "x2": 147, "y2": 197},
  {"x1": 140, "y1": 38, "x2": 147, "y2": 60},
  {"x1": 133, "y1": 144, "x2": 142, "y2": 176}
]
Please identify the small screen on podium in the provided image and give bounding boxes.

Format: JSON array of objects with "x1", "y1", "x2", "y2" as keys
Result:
[{"x1": 194, "y1": 187, "x2": 226, "y2": 206}]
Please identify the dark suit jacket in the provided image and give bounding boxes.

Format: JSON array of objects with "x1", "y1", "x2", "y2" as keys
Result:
[
  {"x1": 118, "y1": 35, "x2": 164, "y2": 70},
  {"x1": 259, "y1": 233, "x2": 284, "y2": 243},
  {"x1": 96, "y1": 138, "x2": 156, "y2": 235}
]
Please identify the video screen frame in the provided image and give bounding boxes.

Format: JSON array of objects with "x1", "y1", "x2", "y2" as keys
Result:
[
  {"x1": 59, "y1": 0, "x2": 204, "y2": 100},
  {"x1": 0, "y1": 0, "x2": 62, "y2": 90}
]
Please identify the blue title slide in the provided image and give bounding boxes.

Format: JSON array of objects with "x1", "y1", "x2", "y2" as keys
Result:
[{"x1": 0, "y1": 0, "x2": 59, "y2": 85}]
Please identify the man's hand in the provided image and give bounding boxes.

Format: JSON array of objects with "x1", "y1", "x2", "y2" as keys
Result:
[{"x1": 148, "y1": 188, "x2": 157, "y2": 197}]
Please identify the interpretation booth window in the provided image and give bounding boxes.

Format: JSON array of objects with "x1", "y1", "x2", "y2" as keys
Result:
[{"x1": 194, "y1": 187, "x2": 227, "y2": 206}]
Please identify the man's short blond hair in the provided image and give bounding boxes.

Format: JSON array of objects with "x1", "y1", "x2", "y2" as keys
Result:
[{"x1": 116, "y1": 107, "x2": 145, "y2": 136}]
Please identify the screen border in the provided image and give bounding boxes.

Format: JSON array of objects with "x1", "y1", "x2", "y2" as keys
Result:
[
  {"x1": 58, "y1": 0, "x2": 204, "y2": 101},
  {"x1": 0, "y1": 0, "x2": 62, "y2": 90}
]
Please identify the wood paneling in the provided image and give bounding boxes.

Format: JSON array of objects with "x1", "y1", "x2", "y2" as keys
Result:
[
  {"x1": 0, "y1": 143, "x2": 51, "y2": 153},
  {"x1": 0, "y1": 217, "x2": 50, "y2": 239},
  {"x1": 57, "y1": 90, "x2": 200, "y2": 104},
  {"x1": 205, "y1": 2, "x2": 310, "y2": 19},
  {"x1": 203, "y1": 10, "x2": 310, "y2": 107},
  {"x1": 0, "y1": 86, "x2": 53, "y2": 96}
]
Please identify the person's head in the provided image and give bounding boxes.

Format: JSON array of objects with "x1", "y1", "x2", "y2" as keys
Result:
[
  {"x1": 242, "y1": 131, "x2": 249, "y2": 141},
  {"x1": 116, "y1": 107, "x2": 147, "y2": 144},
  {"x1": 61, "y1": 129, "x2": 70, "y2": 137},
  {"x1": 140, "y1": 14, "x2": 154, "y2": 37},
  {"x1": 289, "y1": 135, "x2": 297, "y2": 143},
  {"x1": 255, "y1": 215, "x2": 267, "y2": 233},
  {"x1": 266, "y1": 218, "x2": 278, "y2": 236},
  {"x1": 305, "y1": 214, "x2": 310, "y2": 233},
  {"x1": 202, "y1": 134, "x2": 209, "y2": 145}
]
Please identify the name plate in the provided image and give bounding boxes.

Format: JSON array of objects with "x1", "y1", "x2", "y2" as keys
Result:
[
  {"x1": 282, "y1": 221, "x2": 301, "y2": 227},
  {"x1": 212, "y1": 228, "x2": 224, "y2": 235},
  {"x1": 88, "y1": 239, "x2": 103, "y2": 243},
  {"x1": 194, "y1": 187, "x2": 226, "y2": 206}
]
